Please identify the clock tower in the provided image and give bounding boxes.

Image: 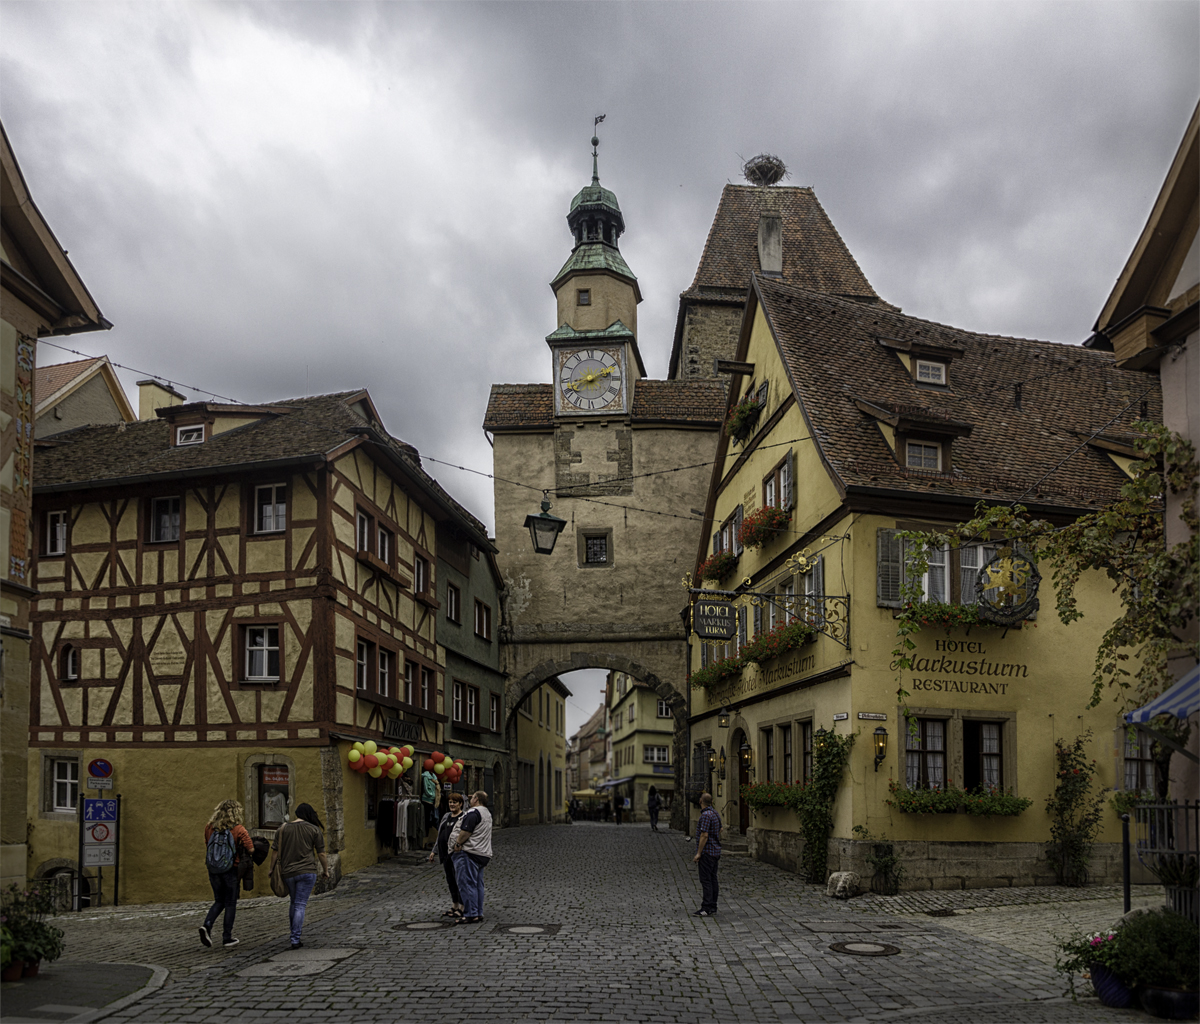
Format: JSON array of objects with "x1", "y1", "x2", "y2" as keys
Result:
[{"x1": 548, "y1": 133, "x2": 646, "y2": 417}]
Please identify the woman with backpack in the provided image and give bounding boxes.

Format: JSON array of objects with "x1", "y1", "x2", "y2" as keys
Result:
[
  {"x1": 268, "y1": 802, "x2": 329, "y2": 949},
  {"x1": 200, "y1": 799, "x2": 255, "y2": 949}
]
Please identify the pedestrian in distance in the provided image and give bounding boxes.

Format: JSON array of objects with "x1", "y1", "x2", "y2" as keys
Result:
[
  {"x1": 427, "y1": 790, "x2": 466, "y2": 918},
  {"x1": 449, "y1": 790, "x2": 493, "y2": 924},
  {"x1": 200, "y1": 799, "x2": 256, "y2": 949},
  {"x1": 612, "y1": 789, "x2": 622, "y2": 825},
  {"x1": 647, "y1": 786, "x2": 661, "y2": 832},
  {"x1": 268, "y1": 802, "x2": 330, "y2": 949},
  {"x1": 692, "y1": 792, "x2": 722, "y2": 917}
]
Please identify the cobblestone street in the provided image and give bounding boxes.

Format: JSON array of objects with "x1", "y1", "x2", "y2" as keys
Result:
[{"x1": 26, "y1": 823, "x2": 1166, "y2": 1024}]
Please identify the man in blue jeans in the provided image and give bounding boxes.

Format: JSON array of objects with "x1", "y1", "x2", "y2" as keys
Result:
[
  {"x1": 449, "y1": 790, "x2": 493, "y2": 924},
  {"x1": 692, "y1": 792, "x2": 722, "y2": 917}
]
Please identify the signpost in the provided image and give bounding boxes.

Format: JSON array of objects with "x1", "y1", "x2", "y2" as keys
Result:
[
  {"x1": 77, "y1": 795, "x2": 121, "y2": 908},
  {"x1": 693, "y1": 600, "x2": 736, "y2": 640}
]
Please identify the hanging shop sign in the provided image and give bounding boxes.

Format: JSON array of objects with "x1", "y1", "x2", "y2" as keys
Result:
[
  {"x1": 975, "y1": 550, "x2": 1041, "y2": 627},
  {"x1": 694, "y1": 600, "x2": 736, "y2": 640},
  {"x1": 384, "y1": 717, "x2": 422, "y2": 743}
]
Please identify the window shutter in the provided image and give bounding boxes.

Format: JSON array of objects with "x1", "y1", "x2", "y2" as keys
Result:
[
  {"x1": 713, "y1": 531, "x2": 721, "y2": 555},
  {"x1": 733, "y1": 505, "x2": 744, "y2": 555},
  {"x1": 782, "y1": 448, "x2": 795, "y2": 510},
  {"x1": 877, "y1": 528, "x2": 903, "y2": 608},
  {"x1": 756, "y1": 381, "x2": 768, "y2": 406},
  {"x1": 753, "y1": 602, "x2": 762, "y2": 637},
  {"x1": 700, "y1": 641, "x2": 708, "y2": 668}
]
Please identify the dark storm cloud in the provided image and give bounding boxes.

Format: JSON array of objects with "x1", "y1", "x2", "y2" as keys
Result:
[{"x1": 2, "y1": 1, "x2": 1196, "y2": 542}]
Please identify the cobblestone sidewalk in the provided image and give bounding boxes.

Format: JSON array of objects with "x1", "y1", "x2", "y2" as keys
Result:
[{"x1": 44, "y1": 824, "x2": 1158, "y2": 1024}]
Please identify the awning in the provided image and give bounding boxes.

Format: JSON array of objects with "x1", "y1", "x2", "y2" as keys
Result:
[
  {"x1": 597, "y1": 777, "x2": 634, "y2": 790},
  {"x1": 1125, "y1": 665, "x2": 1200, "y2": 724}
]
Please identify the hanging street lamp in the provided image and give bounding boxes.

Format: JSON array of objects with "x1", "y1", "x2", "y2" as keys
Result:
[
  {"x1": 524, "y1": 491, "x2": 567, "y2": 555},
  {"x1": 717, "y1": 705, "x2": 731, "y2": 729},
  {"x1": 873, "y1": 726, "x2": 888, "y2": 772}
]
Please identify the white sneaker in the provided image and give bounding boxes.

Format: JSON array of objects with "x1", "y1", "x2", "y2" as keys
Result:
[{"x1": 222, "y1": 937, "x2": 239, "y2": 948}]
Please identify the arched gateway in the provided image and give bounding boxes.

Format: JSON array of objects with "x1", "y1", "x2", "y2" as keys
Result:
[{"x1": 484, "y1": 134, "x2": 725, "y2": 831}]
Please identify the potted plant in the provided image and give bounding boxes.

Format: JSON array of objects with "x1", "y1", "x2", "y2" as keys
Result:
[
  {"x1": 738, "y1": 505, "x2": 791, "y2": 549},
  {"x1": 0, "y1": 924, "x2": 20, "y2": 982},
  {"x1": 1, "y1": 884, "x2": 65, "y2": 978},
  {"x1": 724, "y1": 395, "x2": 762, "y2": 442},
  {"x1": 696, "y1": 551, "x2": 738, "y2": 582},
  {"x1": 1056, "y1": 909, "x2": 1199, "y2": 1017}
]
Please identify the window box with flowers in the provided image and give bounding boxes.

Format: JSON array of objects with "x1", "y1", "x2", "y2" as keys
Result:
[
  {"x1": 690, "y1": 655, "x2": 743, "y2": 691},
  {"x1": 740, "y1": 620, "x2": 816, "y2": 665},
  {"x1": 724, "y1": 395, "x2": 763, "y2": 442},
  {"x1": 886, "y1": 779, "x2": 1031, "y2": 816},
  {"x1": 738, "y1": 505, "x2": 791, "y2": 549},
  {"x1": 697, "y1": 551, "x2": 738, "y2": 582},
  {"x1": 741, "y1": 780, "x2": 804, "y2": 812},
  {"x1": 899, "y1": 600, "x2": 1011, "y2": 631}
]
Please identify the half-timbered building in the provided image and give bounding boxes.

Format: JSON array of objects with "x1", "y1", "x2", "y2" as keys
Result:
[{"x1": 26, "y1": 389, "x2": 494, "y2": 903}]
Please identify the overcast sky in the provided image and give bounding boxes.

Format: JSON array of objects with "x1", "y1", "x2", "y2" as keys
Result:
[{"x1": 3, "y1": 2, "x2": 1196, "y2": 737}]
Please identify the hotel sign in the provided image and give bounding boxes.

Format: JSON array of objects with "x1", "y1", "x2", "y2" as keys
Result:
[{"x1": 694, "y1": 600, "x2": 736, "y2": 640}]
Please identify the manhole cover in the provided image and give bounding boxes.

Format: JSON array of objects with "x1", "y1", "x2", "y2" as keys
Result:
[
  {"x1": 829, "y1": 941, "x2": 901, "y2": 956},
  {"x1": 925, "y1": 908, "x2": 956, "y2": 917},
  {"x1": 393, "y1": 921, "x2": 456, "y2": 930},
  {"x1": 491, "y1": 923, "x2": 562, "y2": 935}
]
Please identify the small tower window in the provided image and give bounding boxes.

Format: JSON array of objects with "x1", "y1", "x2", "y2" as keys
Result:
[
  {"x1": 577, "y1": 289, "x2": 591, "y2": 306},
  {"x1": 61, "y1": 645, "x2": 80, "y2": 682},
  {"x1": 915, "y1": 360, "x2": 947, "y2": 385}
]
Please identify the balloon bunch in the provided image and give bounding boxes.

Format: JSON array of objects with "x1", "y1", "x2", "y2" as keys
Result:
[
  {"x1": 423, "y1": 752, "x2": 465, "y2": 785},
  {"x1": 347, "y1": 741, "x2": 414, "y2": 780}
]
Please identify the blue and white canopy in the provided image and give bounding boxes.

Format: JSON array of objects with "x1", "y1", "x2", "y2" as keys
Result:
[{"x1": 1125, "y1": 664, "x2": 1200, "y2": 724}]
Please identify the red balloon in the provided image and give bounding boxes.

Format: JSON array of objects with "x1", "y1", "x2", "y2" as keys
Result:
[
  {"x1": 431, "y1": 751, "x2": 443, "y2": 763},
  {"x1": 364, "y1": 754, "x2": 378, "y2": 769},
  {"x1": 423, "y1": 758, "x2": 435, "y2": 771}
]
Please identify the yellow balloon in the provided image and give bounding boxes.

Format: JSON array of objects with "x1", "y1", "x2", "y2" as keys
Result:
[
  {"x1": 388, "y1": 766, "x2": 402, "y2": 779},
  {"x1": 388, "y1": 747, "x2": 400, "y2": 755},
  {"x1": 443, "y1": 756, "x2": 453, "y2": 768},
  {"x1": 433, "y1": 763, "x2": 445, "y2": 775},
  {"x1": 352, "y1": 742, "x2": 365, "y2": 753},
  {"x1": 364, "y1": 741, "x2": 378, "y2": 754},
  {"x1": 401, "y1": 757, "x2": 413, "y2": 770},
  {"x1": 348, "y1": 750, "x2": 361, "y2": 763},
  {"x1": 368, "y1": 766, "x2": 383, "y2": 778}
]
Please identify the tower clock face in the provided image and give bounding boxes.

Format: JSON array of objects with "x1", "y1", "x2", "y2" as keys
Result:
[{"x1": 556, "y1": 348, "x2": 625, "y2": 413}]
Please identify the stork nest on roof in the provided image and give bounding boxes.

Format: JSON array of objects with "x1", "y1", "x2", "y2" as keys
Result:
[{"x1": 742, "y1": 153, "x2": 788, "y2": 187}]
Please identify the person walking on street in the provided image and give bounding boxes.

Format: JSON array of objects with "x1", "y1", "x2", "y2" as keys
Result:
[
  {"x1": 449, "y1": 790, "x2": 493, "y2": 924},
  {"x1": 647, "y1": 786, "x2": 661, "y2": 832},
  {"x1": 612, "y1": 789, "x2": 622, "y2": 825},
  {"x1": 427, "y1": 791, "x2": 465, "y2": 918},
  {"x1": 199, "y1": 800, "x2": 255, "y2": 949},
  {"x1": 268, "y1": 802, "x2": 330, "y2": 949},
  {"x1": 693, "y1": 792, "x2": 722, "y2": 917}
]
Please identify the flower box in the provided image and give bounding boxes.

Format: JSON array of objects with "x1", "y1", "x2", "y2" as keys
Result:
[
  {"x1": 738, "y1": 505, "x2": 791, "y2": 549},
  {"x1": 724, "y1": 396, "x2": 762, "y2": 442},
  {"x1": 886, "y1": 781, "x2": 1031, "y2": 816},
  {"x1": 740, "y1": 621, "x2": 816, "y2": 665},
  {"x1": 696, "y1": 551, "x2": 738, "y2": 582}
]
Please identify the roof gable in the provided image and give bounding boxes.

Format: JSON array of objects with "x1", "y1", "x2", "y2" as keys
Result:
[{"x1": 34, "y1": 355, "x2": 135, "y2": 422}]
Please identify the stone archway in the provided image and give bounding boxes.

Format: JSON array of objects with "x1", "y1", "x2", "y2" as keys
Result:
[{"x1": 502, "y1": 642, "x2": 691, "y2": 831}]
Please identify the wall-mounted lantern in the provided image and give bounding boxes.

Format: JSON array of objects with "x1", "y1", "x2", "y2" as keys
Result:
[
  {"x1": 873, "y1": 726, "x2": 888, "y2": 772},
  {"x1": 718, "y1": 705, "x2": 731, "y2": 729},
  {"x1": 739, "y1": 740, "x2": 753, "y2": 771},
  {"x1": 718, "y1": 747, "x2": 726, "y2": 780},
  {"x1": 524, "y1": 491, "x2": 567, "y2": 555},
  {"x1": 707, "y1": 746, "x2": 716, "y2": 772}
]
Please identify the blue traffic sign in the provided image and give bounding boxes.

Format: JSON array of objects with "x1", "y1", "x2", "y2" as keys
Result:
[
  {"x1": 87, "y1": 758, "x2": 114, "y2": 778},
  {"x1": 84, "y1": 799, "x2": 118, "y2": 822}
]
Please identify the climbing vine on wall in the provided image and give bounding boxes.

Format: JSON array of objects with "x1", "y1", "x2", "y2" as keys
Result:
[{"x1": 795, "y1": 730, "x2": 856, "y2": 882}]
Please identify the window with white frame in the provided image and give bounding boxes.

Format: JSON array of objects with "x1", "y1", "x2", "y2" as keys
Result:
[
  {"x1": 50, "y1": 758, "x2": 79, "y2": 812},
  {"x1": 453, "y1": 681, "x2": 465, "y2": 721},
  {"x1": 906, "y1": 440, "x2": 941, "y2": 471},
  {"x1": 467, "y1": 685, "x2": 478, "y2": 726},
  {"x1": 420, "y1": 666, "x2": 433, "y2": 709},
  {"x1": 802, "y1": 556, "x2": 826, "y2": 626},
  {"x1": 474, "y1": 600, "x2": 492, "y2": 641},
  {"x1": 377, "y1": 525, "x2": 393, "y2": 565},
  {"x1": 356, "y1": 640, "x2": 371, "y2": 691},
  {"x1": 414, "y1": 555, "x2": 430, "y2": 594},
  {"x1": 245, "y1": 626, "x2": 280, "y2": 681},
  {"x1": 176, "y1": 424, "x2": 205, "y2": 446},
  {"x1": 403, "y1": 662, "x2": 414, "y2": 704},
  {"x1": 490, "y1": 693, "x2": 500, "y2": 731},
  {"x1": 917, "y1": 544, "x2": 949, "y2": 603},
  {"x1": 964, "y1": 721, "x2": 1003, "y2": 790},
  {"x1": 377, "y1": 649, "x2": 392, "y2": 698},
  {"x1": 781, "y1": 725, "x2": 793, "y2": 783},
  {"x1": 959, "y1": 543, "x2": 993, "y2": 605},
  {"x1": 150, "y1": 496, "x2": 180, "y2": 542},
  {"x1": 356, "y1": 510, "x2": 372, "y2": 553},
  {"x1": 446, "y1": 584, "x2": 461, "y2": 623},
  {"x1": 45, "y1": 510, "x2": 68, "y2": 555},
  {"x1": 762, "y1": 728, "x2": 775, "y2": 781},
  {"x1": 643, "y1": 745, "x2": 670, "y2": 764},
  {"x1": 1124, "y1": 731, "x2": 1155, "y2": 792},
  {"x1": 915, "y1": 360, "x2": 947, "y2": 385},
  {"x1": 657, "y1": 699, "x2": 672, "y2": 719},
  {"x1": 255, "y1": 484, "x2": 286, "y2": 533}
]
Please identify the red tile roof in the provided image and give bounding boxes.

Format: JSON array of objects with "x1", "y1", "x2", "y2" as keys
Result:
[{"x1": 34, "y1": 357, "x2": 103, "y2": 408}]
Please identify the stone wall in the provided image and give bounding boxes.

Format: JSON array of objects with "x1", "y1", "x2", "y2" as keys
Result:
[
  {"x1": 748, "y1": 827, "x2": 1158, "y2": 889},
  {"x1": 676, "y1": 302, "x2": 744, "y2": 380}
]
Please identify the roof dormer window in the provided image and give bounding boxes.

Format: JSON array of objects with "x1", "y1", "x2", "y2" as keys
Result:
[
  {"x1": 176, "y1": 425, "x2": 205, "y2": 446},
  {"x1": 915, "y1": 359, "x2": 947, "y2": 385},
  {"x1": 906, "y1": 441, "x2": 941, "y2": 471}
]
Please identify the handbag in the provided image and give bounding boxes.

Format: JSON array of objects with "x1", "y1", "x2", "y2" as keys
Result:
[{"x1": 270, "y1": 857, "x2": 288, "y2": 898}]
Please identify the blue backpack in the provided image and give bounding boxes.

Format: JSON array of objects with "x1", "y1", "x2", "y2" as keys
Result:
[{"x1": 205, "y1": 829, "x2": 237, "y2": 872}]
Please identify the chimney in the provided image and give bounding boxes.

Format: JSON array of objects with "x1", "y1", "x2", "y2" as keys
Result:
[
  {"x1": 137, "y1": 379, "x2": 186, "y2": 420},
  {"x1": 758, "y1": 215, "x2": 783, "y2": 276}
]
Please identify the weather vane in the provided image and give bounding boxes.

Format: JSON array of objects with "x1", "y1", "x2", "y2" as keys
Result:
[{"x1": 592, "y1": 114, "x2": 606, "y2": 183}]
